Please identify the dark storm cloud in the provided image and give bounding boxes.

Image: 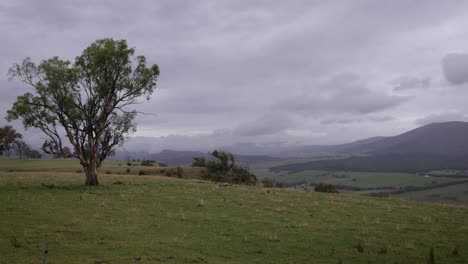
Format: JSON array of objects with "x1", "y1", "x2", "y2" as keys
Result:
[{"x1": 442, "y1": 53, "x2": 468, "y2": 85}]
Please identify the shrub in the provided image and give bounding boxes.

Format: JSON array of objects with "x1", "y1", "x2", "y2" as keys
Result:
[
  {"x1": 127, "y1": 162, "x2": 131, "y2": 166},
  {"x1": 10, "y1": 237, "x2": 22, "y2": 248},
  {"x1": 138, "y1": 170, "x2": 147, "y2": 175},
  {"x1": 201, "y1": 150, "x2": 257, "y2": 185},
  {"x1": 141, "y1": 160, "x2": 154, "y2": 166},
  {"x1": 314, "y1": 182, "x2": 338, "y2": 193},
  {"x1": 105, "y1": 170, "x2": 112, "y2": 174},
  {"x1": 176, "y1": 166, "x2": 183, "y2": 178},
  {"x1": 126, "y1": 168, "x2": 131, "y2": 173},
  {"x1": 157, "y1": 162, "x2": 168, "y2": 167},
  {"x1": 191, "y1": 156, "x2": 206, "y2": 167}
]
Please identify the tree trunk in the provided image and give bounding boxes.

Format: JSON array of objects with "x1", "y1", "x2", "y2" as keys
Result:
[
  {"x1": 85, "y1": 169, "x2": 99, "y2": 185},
  {"x1": 84, "y1": 158, "x2": 99, "y2": 186}
]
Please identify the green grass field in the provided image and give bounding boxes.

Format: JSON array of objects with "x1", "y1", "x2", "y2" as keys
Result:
[
  {"x1": 394, "y1": 183, "x2": 468, "y2": 206},
  {"x1": 0, "y1": 159, "x2": 467, "y2": 263},
  {"x1": 251, "y1": 159, "x2": 468, "y2": 205},
  {"x1": 267, "y1": 170, "x2": 460, "y2": 188}
]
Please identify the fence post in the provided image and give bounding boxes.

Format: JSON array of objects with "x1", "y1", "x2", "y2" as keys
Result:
[{"x1": 42, "y1": 242, "x2": 48, "y2": 264}]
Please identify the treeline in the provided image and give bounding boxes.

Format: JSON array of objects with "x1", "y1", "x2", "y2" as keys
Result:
[
  {"x1": 271, "y1": 154, "x2": 468, "y2": 173},
  {"x1": 0, "y1": 126, "x2": 41, "y2": 159}
]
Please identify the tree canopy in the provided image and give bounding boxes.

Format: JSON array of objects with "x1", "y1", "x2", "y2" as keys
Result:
[
  {"x1": 7, "y1": 38, "x2": 160, "y2": 185},
  {"x1": 0, "y1": 126, "x2": 22, "y2": 155}
]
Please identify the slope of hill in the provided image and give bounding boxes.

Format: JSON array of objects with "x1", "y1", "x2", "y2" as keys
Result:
[
  {"x1": 353, "y1": 121, "x2": 468, "y2": 156},
  {"x1": 0, "y1": 162, "x2": 467, "y2": 263},
  {"x1": 271, "y1": 122, "x2": 468, "y2": 172},
  {"x1": 271, "y1": 153, "x2": 468, "y2": 173}
]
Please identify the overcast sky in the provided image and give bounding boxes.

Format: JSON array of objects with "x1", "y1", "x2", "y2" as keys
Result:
[{"x1": 1, "y1": 0, "x2": 468, "y2": 152}]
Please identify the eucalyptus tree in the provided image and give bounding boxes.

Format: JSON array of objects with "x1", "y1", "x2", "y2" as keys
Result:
[
  {"x1": 0, "y1": 126, "x2": 22, "y2": 155},
  {"x1": 7, "y1": 39, "x2": 160, "y2": 185}
]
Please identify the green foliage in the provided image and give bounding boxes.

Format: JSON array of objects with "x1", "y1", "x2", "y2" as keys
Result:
[
  {"x1": 203, "y1": 150, "x2": 256, "y2": 185},
  {"x1": 165, "y1": 169, "x2": 174, "y2": 177},
  {"x1": 191, "y1": 156, "x2": 206, "y2": 167},
  {"x1": 176, "y1": 166, "x2": 183, "y2": 178},
  {"x1": 27, "y1": 149, "x2": 42, "y2": 159},
  {"x1": 0, "y1": 126, "x2": 22, "y2": 155},
  {"x1": 314, "y1": 182, "x2": 338, "y2": 193},
  {"x1": 140, "y1": 160, "x2": 154, "y2": 166},
  {"x1": 12, "y1": 140, "x2": 30, "y2": 159},
  {"x1": 52, "y1": 146, "x2": 72, "y2": 159},
  {"x1": 6, "y1": 38, "x2": 160, "y2": 185}
]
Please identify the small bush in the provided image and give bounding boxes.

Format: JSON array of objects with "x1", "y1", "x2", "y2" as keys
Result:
[
  {"x1": 138, "y1": 170, "x2": 147, "y2": 175},
  {"x1": 176, "y1": 166, "x2": 183, "y2": 178},
  {"x1": 10, "y1": 237, "x2": 22, "y2": 248},
  {"x1": 105, "y1": 170, "x2": 112, "y2": 174},
  {"x1": 141, "y1": 160, "x2": 154, "y2": 166},
  {"x1": 314, "y1": 182, "x2": 338, "y2": 193},
  {"x1": 157, "y1": 162, "x2": 168, "y2": 167},
  {"x1": 165, "y1": 169, "x2": 174, "y2": 177},
  {"x1": 127, "y1": 162, "x2": 131, "y2": 166},
  {"x1": 191, "y1": 156, "x2": 206, "y2": 167},
  {"x1": 126, "y1": 168, "x2": 131, "y2": 173}
]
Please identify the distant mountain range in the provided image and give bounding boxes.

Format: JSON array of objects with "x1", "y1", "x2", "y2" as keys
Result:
[
  {"x1": 112, "y1": 121, "x2": 468, "y2": 171},
  {"x1": 112, "y1": 149, "x2": 280, "y2": 166},
  {"x1": 271, "y1": 121, "x2": 468, "y2": 172}
]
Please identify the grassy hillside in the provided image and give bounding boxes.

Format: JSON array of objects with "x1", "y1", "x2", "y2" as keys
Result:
[
  {"x1": 252, "y1": 161, "x2": 468, "y2": 205},
  {"x1": 0, "y1": 159, "x2": 467, "y2": 263},
  {"x1": 270, "y1": 154, "x2": 468, "y2": 173}
]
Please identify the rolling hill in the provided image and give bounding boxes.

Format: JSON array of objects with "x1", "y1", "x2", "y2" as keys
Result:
[
  {"x1": 271, "y1": 122, "x2": 468, "y2": 172},
  {"x1": 345, "y1": 121, "x2": 468, "y2": 156}
]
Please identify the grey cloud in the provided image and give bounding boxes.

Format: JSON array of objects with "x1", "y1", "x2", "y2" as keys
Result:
[
  {"x1": 233, "y1": 113, "x2": 293, "y2": 136},
  {"x1": 442, "y1": 53, "x2": 468, "y2": 85},
  {"x1": 1, "y1": 1, "x2": 468, "y2": 150},
  {"x1": 391, "y1": 75, "x2": 431, "y2": 91},
  {"x1": 415, "y1": 112, "x2": 468, "y2": 126},
  {"x1": 321, "y1": 116, "x2": 394, "y2": 125},
  {"x1": 277, "y1": 75, "x2": 409, "y2": 115}
]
